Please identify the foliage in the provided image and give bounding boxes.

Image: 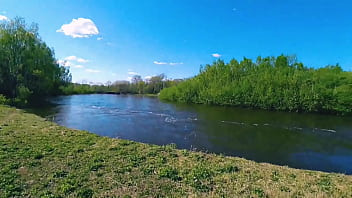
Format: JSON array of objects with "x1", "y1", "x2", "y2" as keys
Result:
[
  {"x1": 160, "y1": 55, "x2": 352, "y2": 114},
  {"x1": 0, "y1": 17, "x2": 71, "y2": 105},
  {"x1": 0, "y1": 95, "x2": 9, "y2": 105},
  {"x1": 60, "y1": 74, "x2": 183, "y2": 95},
  {"x1": 1, "y1": 105, "x2": 352, "y2": 197}
]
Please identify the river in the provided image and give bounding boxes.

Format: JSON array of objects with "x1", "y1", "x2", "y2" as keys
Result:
[{"x1": 29, "y1": 94, "x2": 352, "y2": 174}]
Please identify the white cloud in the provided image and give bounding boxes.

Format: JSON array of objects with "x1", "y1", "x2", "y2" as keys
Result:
[
  {"x1": 153, "y1": 61, "x2": 168, "y2": 65},
  {"x1": 170, "y1": 62, "x2": 184, "y2": 65},
  {"x1": 58, "y1": 58, "x2": 87, "y2": 68},
  {"x1": 212, "y1": 53, "x2": 222, "y2": 58},
  {"x1": 77, "y1": 58, "x2": 88, "y2": 63},
  {"x1": 127, "y1": 77, "x2": 132, "y2": 81},
  {"x1": 97, "y1": 37, "x2": 103, "y2": 41},
  {"x1": 57, "y1": 18, "x2": 99, "y2": 38},
  {"x1": 144, "y1": 76, "x2": 152, "y2": 80},
  {"x1": 128, "y1": 71, "x2": 139, "y2": 75},
  {"x1": 64, "y1": 56, "x2": 88, "y2": 63},
  {"x1": 64, "y1": 56, "x2": 77, "y2": 61},
  {"x1": 57, "y1": 60, "x2": 72, "y2": 67},
  {"x1": 154, "y1": 61, "x2": 183, "y2": 65},
  {"x1": 85, "y1": 69, "x2": 101, "y2": 73},
  {"x1": 57, "y1": 60, "x2": 65, "y2": 65},
  {"x1": 0, "y1": 15, "x2": 8, "y2": 21}
]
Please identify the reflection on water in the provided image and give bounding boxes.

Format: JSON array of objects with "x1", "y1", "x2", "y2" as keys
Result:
[{"x1": 29, "y1": 94, "x2": 352, "y2": 174}]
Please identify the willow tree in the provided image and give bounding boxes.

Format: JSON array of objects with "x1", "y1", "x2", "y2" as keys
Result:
[{"x1": 0, "y1": 17, "x2": 71, "y2": 104}]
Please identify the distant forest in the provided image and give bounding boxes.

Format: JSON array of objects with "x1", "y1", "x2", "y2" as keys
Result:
[
  {"x1": 60, "y1": 74, "x2": 182, "y2": 95},
  {"x1": 160, "y1": 55, "x2": 352, "y2": 115}
]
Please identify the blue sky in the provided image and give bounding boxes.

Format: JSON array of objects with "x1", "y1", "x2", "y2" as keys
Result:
[{"x1": 1, "y1": 0, "x2": 351, "y2": 83}]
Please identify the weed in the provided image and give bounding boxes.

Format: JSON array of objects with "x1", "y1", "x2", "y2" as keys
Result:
[
  {"x1": 271, "y1": 171, "x2": 280, "y2": 181},
  {"x1": 159, "y1": 167, "x2": 182, "y2": 181},
  {"x1": 34, "y1": 153, "x2": 44, "y2": 160},
  {"x1": 77, "y1": 188, "x2": 93, "y2": 198},
  {"x1": 185, "y1": 166, "x2": 214, "y2": 192},
  {"x1": 253, "y1": 187, "x2": 266, "y2": 198},
  {"x1": 217, "y1": 165, "x2": 240, "y2": 174},
  {"x1": 53, "y1": 171, "x2": 68, "y2": 178},
  {"x1": 317, "y1": 175, "x2": 333, "y2": 192},
  {"x1": 89, "y1": 163, "x2": 104, "y2": 171}
]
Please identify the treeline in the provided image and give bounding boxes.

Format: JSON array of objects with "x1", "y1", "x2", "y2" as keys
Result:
[
  {"x1": 60, "y1": 74, "x2": 183, "y2": 95},
  {"x1": 159, "y1": 55, "x2": 352, "y2": 115},
  {"x1": 0, "y1": 18, "x2": 71, "y2": 106}
]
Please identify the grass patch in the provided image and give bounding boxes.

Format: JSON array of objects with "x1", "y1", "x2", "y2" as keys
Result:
[{"x1": 0, "y1": 105, "x2": 352, "y2": 197}]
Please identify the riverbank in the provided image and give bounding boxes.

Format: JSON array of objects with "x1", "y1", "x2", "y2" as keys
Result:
[{"x1": 1, "y1": 105, "x2": 351, "y2": 197}]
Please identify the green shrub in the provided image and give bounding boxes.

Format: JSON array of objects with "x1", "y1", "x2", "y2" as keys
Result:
[
  {"x1": 0, "y1": 94, "x2": 9, "y2": 105},
  {"x1": 159, "y1": 55, "x2": 352, "y2": 115}
]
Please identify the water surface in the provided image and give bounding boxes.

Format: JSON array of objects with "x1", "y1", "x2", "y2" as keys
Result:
[{"x1": 31, "y1": 94, "x2": 352, "y2": 174}]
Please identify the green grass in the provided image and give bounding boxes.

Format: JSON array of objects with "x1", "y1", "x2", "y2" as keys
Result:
[{"x1": 0, "y1": 105, "x2": 351, "y2": 197}]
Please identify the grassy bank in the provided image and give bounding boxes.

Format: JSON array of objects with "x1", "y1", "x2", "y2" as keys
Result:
[{"x1": 1, "y1": 105, "x2": 351, "y2": 197}]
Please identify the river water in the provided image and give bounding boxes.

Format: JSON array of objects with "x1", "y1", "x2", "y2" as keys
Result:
[{"x1": 30, "y1": 94, "x2": 352, "y2": 174}]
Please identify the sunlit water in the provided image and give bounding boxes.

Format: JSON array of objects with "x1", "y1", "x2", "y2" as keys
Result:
[{"x1": 30, "y1": 94, "x2": 352, "y2": 174}]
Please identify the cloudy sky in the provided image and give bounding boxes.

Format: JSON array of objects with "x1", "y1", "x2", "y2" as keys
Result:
[{"x1": 1, "y1": 0, "x2": 352, "y2": 83}]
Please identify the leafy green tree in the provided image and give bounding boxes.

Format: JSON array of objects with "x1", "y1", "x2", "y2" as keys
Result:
[
  {"x1": 146, "y1": 74, "x2": 166, "y2": 94},
  {"x1": 0, "y1": 17, "x2": 71, "y2": 105}
]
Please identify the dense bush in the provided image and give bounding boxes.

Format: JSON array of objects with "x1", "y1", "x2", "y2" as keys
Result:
[{"x1": 160, "y1": 55, "x2": 352, "y2": 114}]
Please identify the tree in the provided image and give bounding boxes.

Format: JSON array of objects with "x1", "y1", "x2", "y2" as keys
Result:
[
  {"x1": 131, "y1": 75, "x2": 142, "y2": 84},
  {"x1": 0, "y1": 17, "x2": 71, "y2": 105},
  {"x1": 148, "y1": 74, "x2": 166, "y2": 94}
]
